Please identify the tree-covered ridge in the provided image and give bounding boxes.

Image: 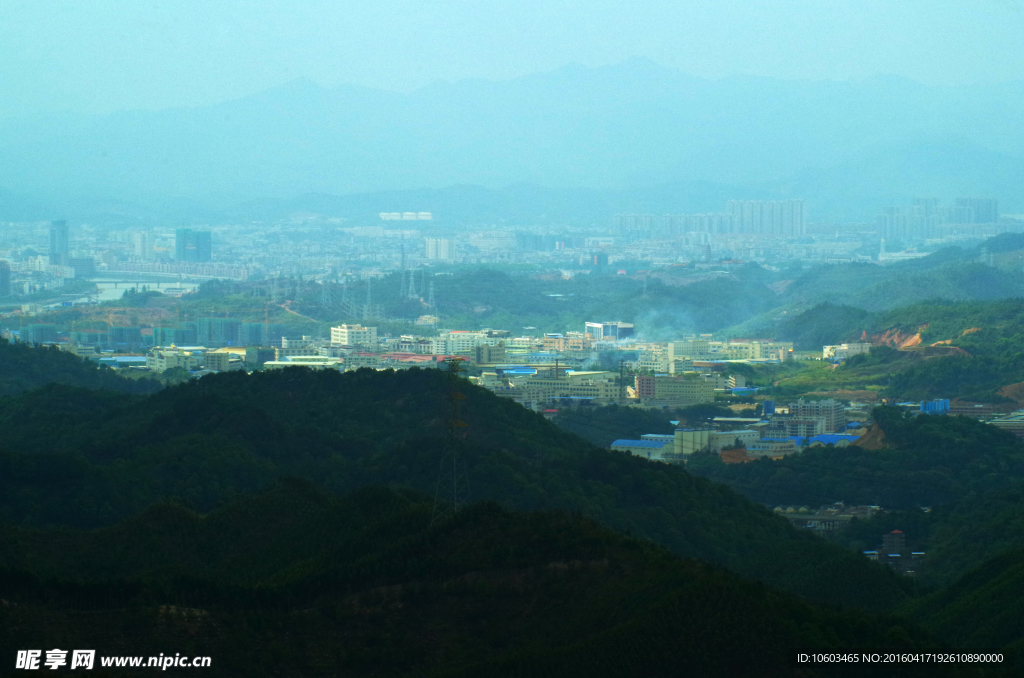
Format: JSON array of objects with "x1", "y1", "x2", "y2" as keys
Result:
[
  {"x1": 780, "y1": 251, "x2": 1024, "y2": 313},
  {"x1": 832, "y1": 485, "x2": 1024, "y2": 596},
  {"x1": 0, "y1": 481, "x2": 965, "y2": 678},
  {"x1": 719, "y1": 296, "x2": 1024, "y2": 401},
  {"x1": 901, "y1": 546, "x2": 1024, "y2": 654},
  {"x1": 144, "y1": 246, "x2": 1024, "y2": 339},
  {"x1": 0, "y1": 338, "x2": 161, "y2": 397},
  {"x1": 0, "y1": 367, "x2": 909, "y2": 612},
  {"x1": 728, "y1": 296, "x2": 1024, "y2": 352},
  {"x1": 678, "y1": 405, "x2": 1024, "y2": 653}
]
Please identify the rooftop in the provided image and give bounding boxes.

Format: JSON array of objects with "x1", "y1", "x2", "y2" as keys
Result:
[{"x1": 611, "y1": 439, "x2": 670, "y2": 449}]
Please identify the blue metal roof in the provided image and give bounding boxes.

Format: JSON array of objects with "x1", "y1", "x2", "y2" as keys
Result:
[
  {"x1": 611, "y1": 439, "x2": 669, "y2": 448},
  {"x1": 809, "y1": 434, "x2": 861, "y2": 445}
]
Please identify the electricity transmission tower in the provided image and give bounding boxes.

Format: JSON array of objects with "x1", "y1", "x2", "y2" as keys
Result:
[
  {"x1": 408, "y1": 267, "x2": 418, "y2": 299},
  {"x1": 431, "y1": 357, "x2": 469, "y2": 525},
  {"x1": 320, "y1": 282, "x2": 333, "y2": 310}
]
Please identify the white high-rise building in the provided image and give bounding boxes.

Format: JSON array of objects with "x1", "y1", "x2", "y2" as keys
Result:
[
  {"x1": 726, "y1": 199, "x2": 806, "y2": 236},
  {"x1": 330, "y1": 324, "x2": 378, "y2": 347},
  {"x1": 131, "y1": 231, "x2": 151, "y2": 260},
  {"x1": 425, "y1": 238, "x2": 454, "y2": 260}
]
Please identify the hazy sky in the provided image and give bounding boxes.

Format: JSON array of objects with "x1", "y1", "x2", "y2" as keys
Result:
[{"x1": 2, "y1": 0, "x2": 1023, "y2": 116}]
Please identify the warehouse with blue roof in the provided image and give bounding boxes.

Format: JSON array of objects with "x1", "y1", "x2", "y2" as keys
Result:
[{"x1": 610, "y1": 439, "x2": 674, "y2": 462}]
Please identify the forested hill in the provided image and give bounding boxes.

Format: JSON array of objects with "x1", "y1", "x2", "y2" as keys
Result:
[
  {"x1": 0, "y1": 338, "x2": 161, "y2": 396},
  {"x1": 901, "y1": 545, "x2": 1024, "y2": 654},
  {"x1": 0, "y1": 366, "x2": 910, "y2": 612},
  {"x1": 0, "y1": 481, "x2": 956, "y2": 678},
  {"x1": 728, "y1": 297, "x2": 1024, "y2": 352},
  {"x1": 685, "y1": 405, "x2": 1024, "y2": 654},
  {"x1": 720, "y1": 296, "x2": 1024, "y2": 401},
  {"x1": 688, "y1": 406, "x2": 1024, "y2": 512}
]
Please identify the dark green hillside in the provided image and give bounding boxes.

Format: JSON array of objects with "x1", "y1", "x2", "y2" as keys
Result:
[
  {"x1": 844, "y1": 263, "x2": 1024, "y2": 311},
  {"x1": 922, "y1": 486, "x2": 1024, "y2": 586},
  {"x1": 775, "y1": 241, "x2": 1024, "y2": 312},
  {"x1": 0, "y1": 367, "x2": 909, "y2": 612},
  {"x1": 346, "y1": 266, "x2": 781, "y2": 337},
  {"x1": 902, "y1": 546, "x2": 1024, "y2": 653},
  {"x1": 687, "y1": 407, "x2": 1024, "y2": 510},
  {"x1": 0, "y1": 338, "x2": 161, "y2": 396},
  {"x1": 835, "y1": 485, "x2": 1024, "y2": 589},
  {"x1": 770, "y1": 302, "x2": 872, "y2": 350},
  {"x1": 0, "y1": 482, "x2": 965, "y2": 678},
  {"x1": 727, "y1": 297, "x2": 1024, "y2": 401},
  {"x1": 867, "y1": 299, "x2": 1024, "y2": 344},
  {"x1": 881, "y1": 314, "x2": 1024, "y2": 401},
  {"x1": 732, "y1": 298, "x2": 1024, "y2": 353}
]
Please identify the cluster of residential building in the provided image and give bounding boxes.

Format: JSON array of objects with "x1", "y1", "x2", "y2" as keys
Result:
[
  {"x1": 611, "y1": 397, "x2": 867, "y2": 464},
  {"x1": 3, "y1": 193, "x2": 1020, "y2": 312},
  {"x1": 116, "y1": 322, "x2": 789, "y2": 414},
  {"x1": 4, "y1": 308, "x2": 807, "y2": 424}
]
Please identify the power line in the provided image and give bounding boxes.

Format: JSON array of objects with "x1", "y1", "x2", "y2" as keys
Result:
[
  {"x1": 363, "y1": 277, "x2": 372, "y2": 320},
  {"x1": 320, "y1": 282, "x2": 333, "y2": 310}
]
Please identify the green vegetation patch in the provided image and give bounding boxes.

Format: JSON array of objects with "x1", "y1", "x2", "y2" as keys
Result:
[{"x1": 0, "y1": 482, "x2": 959, "y2": 678}]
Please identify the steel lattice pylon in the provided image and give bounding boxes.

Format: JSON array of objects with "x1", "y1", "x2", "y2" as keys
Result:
[{"x1": 431, "y1": 357, "x2": 469, "y2": 525}]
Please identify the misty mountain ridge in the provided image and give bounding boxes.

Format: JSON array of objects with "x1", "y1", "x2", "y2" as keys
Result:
[{"x1": 1, "y1": 57, "x2": 1021, "y2": 223}]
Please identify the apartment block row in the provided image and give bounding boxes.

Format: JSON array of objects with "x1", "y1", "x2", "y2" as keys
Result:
[{"x1": 611, "y1": 397, "x2": 859, "y2": 465}]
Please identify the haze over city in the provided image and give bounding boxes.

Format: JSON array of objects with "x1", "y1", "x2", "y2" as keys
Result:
[{"x1": 3, "y1": 2, "x2": 1024, "y2": 676}]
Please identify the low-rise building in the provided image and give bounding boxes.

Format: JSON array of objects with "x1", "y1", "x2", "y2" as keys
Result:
[
  {"x1": 263, "y1": 356, "x2": 344, "y2": 371},
  {"x1": 710, "y1": 429, "x2": 760, "y2": 451},
  {"x1": 675, "y1": 428, "x2": 710, "y2": 456},
  {"x1": 789, "y1": 397, "x2": 847, "y2": 432},
  {"x1": 823, "y1": 343, "x2": 872, "y2": 360},
  {"x1": 276, "y1": 346, "x2": 320, "y2": 360},
  {"x1": 673, "y1": 428, "x2": 760, "y2": 456},
  {"x1": 281, "y1": 335, "x2": 319, "y2": 349},
  {"x1": 344, "y1": 353, "x2": 383, "y2": 370},
  {"x1": 989, "y1": 410, "x2": 1024, "y2": 437},
  {"x1": 474, "y1": 341, "x2": 506, "y2": 364},
  {"x1": 489, "y1": 370, "x2": 617, "y2": 409},
  {"x1": 634, "y1": 373, "x2": 715, "y2": 406},
  {"x1": 722, "y1": 340, "x2": 794, "y2": 361},
  {"x1": 610, "y1": 439, "x2": 675, "y2": 463},
  {"x1": 765, "y1": 415, "x2": 826, "y2": 438},
  {"x1": 202, "y1": 350, "x2": 245, "y2": 372},
  {"x1": 146, "y1": 347, "x2": 205, "y2": 372},
  {"x1": 748, "y1": 438, "x2": 798, "y2": 457},
  {"x1": 330, "y1": 324, "x2": 378, "y2": 348},
  {"x1": 245, "y1": 346, "x2": 277, "y2": 368}
]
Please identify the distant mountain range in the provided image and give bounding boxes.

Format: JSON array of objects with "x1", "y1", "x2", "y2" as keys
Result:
[{"x1": 1, "y1": 58, "x2": 1021, "y2": 224}]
